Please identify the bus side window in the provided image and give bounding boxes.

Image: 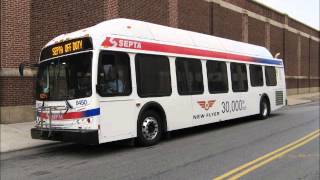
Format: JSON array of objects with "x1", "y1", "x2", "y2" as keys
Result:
[
  {"x1": 176, "y1": 57, "x2": 204, "y2": 95},
  {"x1": 265, "y1": 66, "x2": 277, "y2": 86},
  {"x1": 135, "y1": 54, "x2": 171, "y2": 97},
  {"x1": 206, "y1": 61, "x2": 228, "y2": 93},
  {"x1": 231, "y1": 63, "x2": 248, "y2": 92},
  {"x1": 249, "y1": 64, "x2": 263, "y2": 87},
  {"x1": 97, "y1": 51, "x2": 132, "y2": 96}
]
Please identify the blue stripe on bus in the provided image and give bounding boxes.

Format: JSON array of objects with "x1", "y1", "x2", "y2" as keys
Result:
[{"x1": 83, "y1": 108, "x2": 100, "y2": 117}]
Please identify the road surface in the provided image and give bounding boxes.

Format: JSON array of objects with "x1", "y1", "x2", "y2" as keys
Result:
[{"x1": 1, "y1": 101, "x2": 319, "y2": 180}]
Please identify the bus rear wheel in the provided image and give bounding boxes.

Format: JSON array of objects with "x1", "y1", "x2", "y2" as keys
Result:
[
  {"x1": 137, "y1": 111, "x2": 163, "y2": 146},
  {"x1": 259, "y1": 98, "x2": 270, "y2": 119}
]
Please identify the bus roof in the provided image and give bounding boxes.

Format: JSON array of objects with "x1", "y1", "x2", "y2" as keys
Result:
[{"x1": 45, "y1": 18, "x2": 282, "y2": 65}]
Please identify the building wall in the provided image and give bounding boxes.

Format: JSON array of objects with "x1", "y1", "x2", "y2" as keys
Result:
[
  {"x1": 248, "y1": 17, "x2": 265, "y2": 47},
  {"x1": 284, "y1": 30, "x2": 299, "y2": 90},
  {"x1": 1, "y1": 0, "x2": 31, "y2": 68},
  {"x1": 0, "y1": 0, "x2": 319, "y2": 123},
  {"x1": 299, "y1": 36, "x2": 310, "y2": 92},
  {"x1": 269, "y1": 25, "x2": 284, "y2": 59},
  {"x1": 212, "y1": 4, "x2": 243, "y2": 41},
  {"x1": 1, "y1": 0, "x2": 34, "y2": 123},
  {"x1": 310, "y1": 40, "x2": 320, "y2": 89},
  {"x1": 177, "y1": 0, "x2": 210, "y2": 35},
  {"x1": 118, "y1": 0, "x2": 169, "y2": 26}
]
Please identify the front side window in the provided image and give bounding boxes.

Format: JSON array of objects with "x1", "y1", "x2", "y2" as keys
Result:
[
  {"x1": 176, "y1": 57, "x2": 203, "y2": 95},
  {"x1": 206, "y1": 61, "x2": 228, "y2": 93},
  {"x1": 249, "y1": 64, "x2": 263, "y2": 87},
  {"x1": 231, "y1": 63, "x2": 248, "y2": 92},
  {"x1": 135, "y1": 54, "x2": 171, "y2": 97},
  {"x1": 265, "y1": 66, "x2": 277, "y2": 86},
  {"x1": 97, "y1": 51, "x2": 132, "y2": 96},
  {"x1": 36, "y1": 52, "x2": 92, "y2": 101}
]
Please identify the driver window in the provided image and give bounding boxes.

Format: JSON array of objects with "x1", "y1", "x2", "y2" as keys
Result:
[{"x1": 97, "y1": 51, "x2": 132, "y2": 96}]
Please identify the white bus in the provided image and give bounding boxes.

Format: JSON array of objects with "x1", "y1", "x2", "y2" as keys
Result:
[{"x1": 22, "y1": 18, "x2": 286, "y2": 146}]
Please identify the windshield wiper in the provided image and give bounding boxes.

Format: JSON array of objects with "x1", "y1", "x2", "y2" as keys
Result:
[{"x1": 64, "y1": 95, "x2": 73, "y2": 114}]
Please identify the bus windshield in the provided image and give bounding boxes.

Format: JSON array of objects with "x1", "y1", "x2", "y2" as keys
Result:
[{"x1": 36, "y1": 52, "x2": 92, "y2": 101}]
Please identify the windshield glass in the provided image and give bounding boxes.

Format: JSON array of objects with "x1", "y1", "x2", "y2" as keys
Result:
[{"x1": 36, "y1": 52, "x2": 92, "y2": 101}]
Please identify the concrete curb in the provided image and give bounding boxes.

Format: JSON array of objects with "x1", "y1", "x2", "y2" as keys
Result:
[
  {"x1": 287, "y1": 92, "x2": 319, "y2": 106},
  {"x1": 288, "y1": 99, "x2": 312, "y2": 106},
  {"x1": 1, "y1": 142, "x2": 61, "y2": 154}
]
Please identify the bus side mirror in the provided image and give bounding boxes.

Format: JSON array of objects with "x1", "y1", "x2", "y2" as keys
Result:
[
  {"x1": 19, "y1": 63, "x2": 25, "y2": 77},
  {"x1": 19, "y1": 63, "x2": 39, "y2": 77}
]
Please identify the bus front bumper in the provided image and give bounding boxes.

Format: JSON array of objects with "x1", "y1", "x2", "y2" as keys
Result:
[{"x1": 31, "y1": 128, "x2": 99, "y2": 145}]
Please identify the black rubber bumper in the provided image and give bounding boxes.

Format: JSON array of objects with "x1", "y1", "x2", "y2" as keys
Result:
[{"x1": 31, "y1": 128, "x2": 99, "y2": 145}]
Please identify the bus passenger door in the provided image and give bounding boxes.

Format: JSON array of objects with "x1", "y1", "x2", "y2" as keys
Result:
[{"x1": 98, "y1": 98, "x2": 136, "y2": 142}]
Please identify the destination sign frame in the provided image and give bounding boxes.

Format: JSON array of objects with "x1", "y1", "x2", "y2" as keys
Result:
[{"x1": 40, "y1": 37, "x2": 93, "y2": 60}]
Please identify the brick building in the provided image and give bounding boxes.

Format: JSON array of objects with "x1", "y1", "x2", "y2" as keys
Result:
[{"x1": 0, "y1": 0, "x2": 319, "y2": 123}]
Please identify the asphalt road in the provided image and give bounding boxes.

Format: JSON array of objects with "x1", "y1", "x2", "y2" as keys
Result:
[{"x1": 1, "y1": 101, "x2": 319, "y2": 180}]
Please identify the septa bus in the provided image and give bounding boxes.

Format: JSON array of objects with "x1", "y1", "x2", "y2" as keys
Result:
[{"x1": 21, "y1": 18, "x2": 286, "y2": 146}]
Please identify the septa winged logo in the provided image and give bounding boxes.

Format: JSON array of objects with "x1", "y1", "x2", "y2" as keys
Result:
[
  {"x1": 197, "y1": 100, "x2": 216, "y2": 110},
  {"x1": 101, "y1": 37, "x2": 116, "y2": 48}
]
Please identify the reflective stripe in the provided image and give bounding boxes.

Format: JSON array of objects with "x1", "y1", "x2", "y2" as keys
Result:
[
  {"x1": 101, "y1": 37, "x2": 283, "y2": 66},
  {"x1": 38, "y1": 108, "x2": 100, "y2": 120}
]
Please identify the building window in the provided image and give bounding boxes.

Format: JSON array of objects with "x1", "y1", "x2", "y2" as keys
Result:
[
  {"x1": 231, "y1": 63, "x2": 248, "y2": 92},
  {"x1": 97, "y1": 51, "x2": 132, "y2": 96},
  {"x1": 176, "y1": 57, "x2": 204, "y2": 95},
  {"x1": 265, "y1": 66, "x2": 277, "y2": 86},
  {"x1": 249, "y1": 64, "x2": 263, "y2": 87},
  {"x1": 206, "y1": 61, "x2": 228, "y2": 93},
  {"x1": 135, "y1": 54, "x2": 171, "y2": 97}
]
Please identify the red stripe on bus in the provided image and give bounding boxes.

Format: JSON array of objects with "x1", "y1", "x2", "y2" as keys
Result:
[
  {"x1": 101, "y1": 37, "x2": 254, "y2": 62},
  {"x1": 38, "y1": 112, "x2": 83, "y2": 120}
]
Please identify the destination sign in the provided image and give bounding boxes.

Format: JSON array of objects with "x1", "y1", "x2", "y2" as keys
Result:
[{"x1": 40, "y1": 37, "x2": 93, "y2": 60}]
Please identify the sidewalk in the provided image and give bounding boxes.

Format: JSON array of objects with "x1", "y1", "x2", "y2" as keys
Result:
[
  {"x1": 1, "y1": 92, "x2": 319, "y2": 153},
  {"x1": 0, "y1": 122, "x2": 57, "y2": 153},
  {"x1": 287, "y1": 92, "x2": 320, "y2": 105}
]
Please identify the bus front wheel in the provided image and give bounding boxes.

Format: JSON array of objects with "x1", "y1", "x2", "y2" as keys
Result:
[
  {"x1": 137, "y1": 111, "x2": 163, "y2": 146},
  {"x1": 259, "y1": 98, "x2": 270, "y2": 119}
]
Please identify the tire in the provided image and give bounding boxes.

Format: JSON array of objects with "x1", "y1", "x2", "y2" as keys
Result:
[
  {"x1": 137, "y1": 111, "x2": 163, "y2": 146},
  {"x1": 258, "y1": 98, "x2": 270, "y2": 120}
]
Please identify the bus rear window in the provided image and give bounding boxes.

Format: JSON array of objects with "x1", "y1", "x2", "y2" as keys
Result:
[{"x1": 265, "y1": 66, "x2": 277, "y2": 86}]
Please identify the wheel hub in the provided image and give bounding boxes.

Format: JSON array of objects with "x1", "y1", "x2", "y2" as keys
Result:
[{"x1": 142, "y1": 117, "x2": 159, "y2": 140}]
